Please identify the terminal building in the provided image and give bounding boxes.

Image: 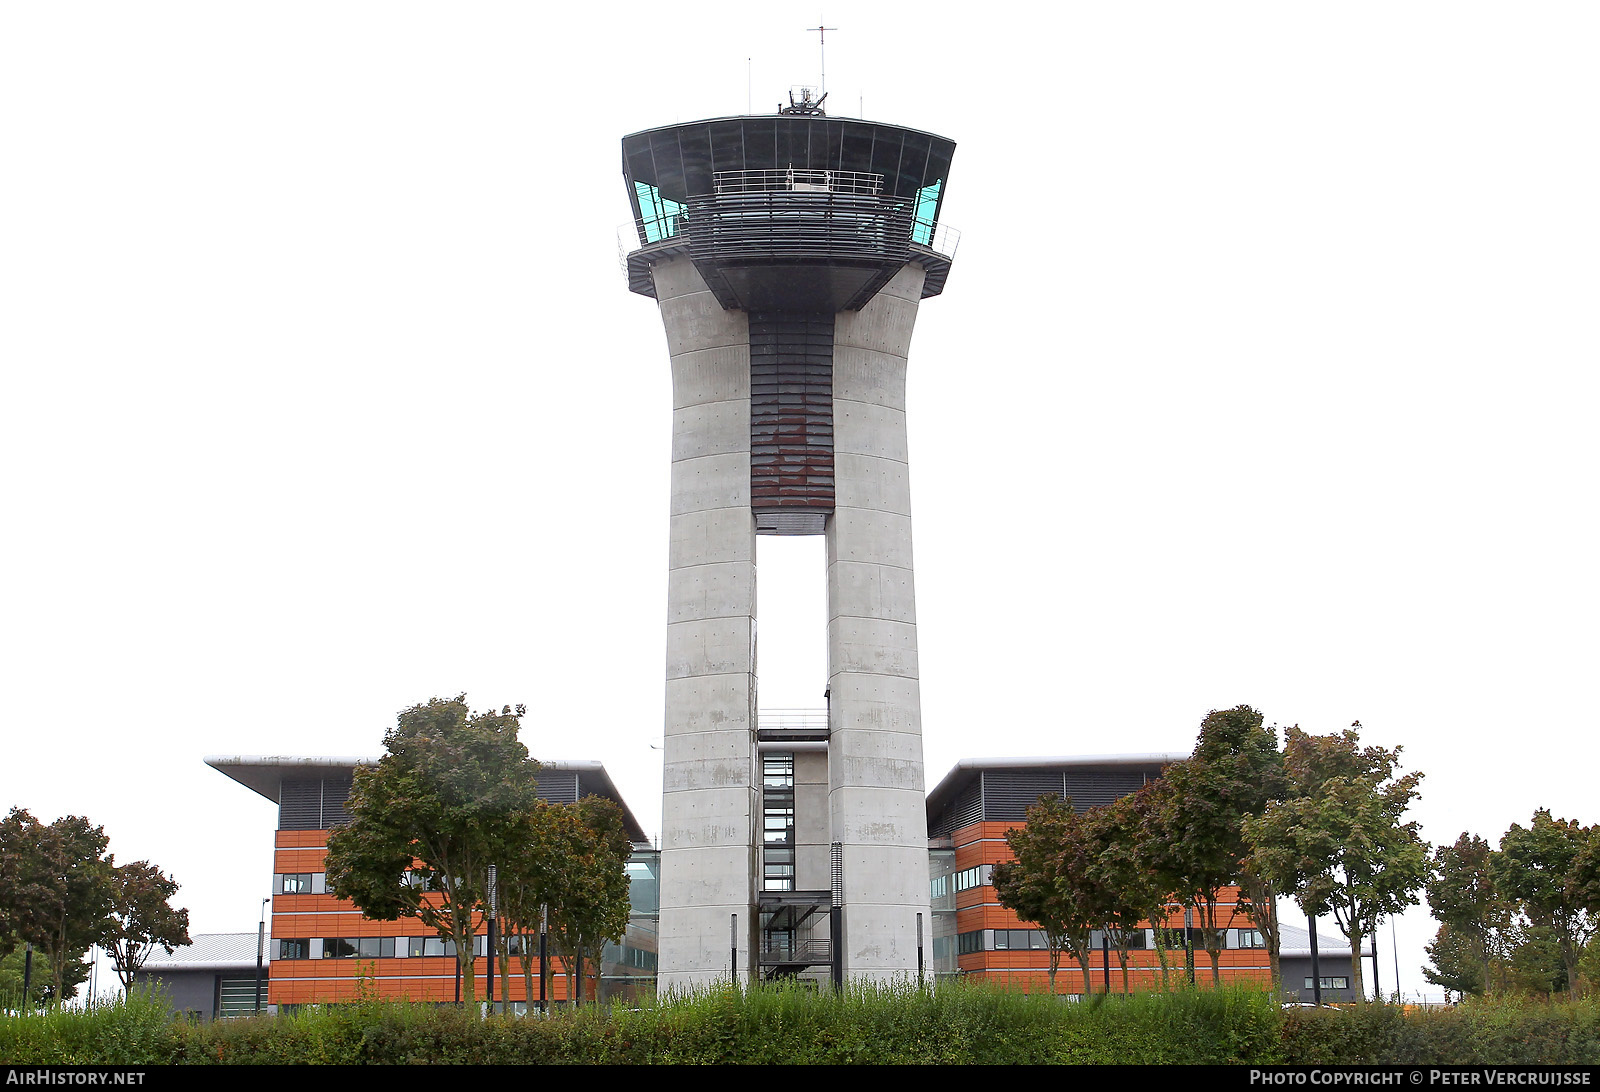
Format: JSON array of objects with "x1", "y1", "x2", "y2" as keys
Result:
[
  {"x1": 205, "y1": 748, "x2": 1360, "y2": 1007},
  {"x1": 208, "y1": 755, "x2": 660, "y2": 1008}
]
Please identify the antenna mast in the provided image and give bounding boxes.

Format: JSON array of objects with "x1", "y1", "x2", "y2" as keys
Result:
[{"x1": 807, "y1": 23, "x2": 837, "y2": 96}]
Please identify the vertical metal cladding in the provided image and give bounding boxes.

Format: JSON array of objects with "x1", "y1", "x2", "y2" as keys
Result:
[{"x1": 749, "y1": 312, "x2": 834, "y2": 535}]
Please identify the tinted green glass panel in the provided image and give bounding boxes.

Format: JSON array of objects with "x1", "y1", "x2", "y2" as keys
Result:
[
  {"x1": 912, "y1": 179, "x2": 942, "y2": 244},
  {"x1": 634, "y1": 181, "x2": 684, "y2": 243}
]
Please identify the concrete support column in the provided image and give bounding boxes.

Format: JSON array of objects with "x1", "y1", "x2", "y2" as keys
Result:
[
  {"x1": 826, "y1": 264, "x2": 932, "y2": 981},
  {"x1": 654, "y1": 256, "x2": 758, "y2": 990}
]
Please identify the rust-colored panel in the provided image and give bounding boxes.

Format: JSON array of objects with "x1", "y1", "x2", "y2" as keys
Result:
[
  {"x1": 275, "y1": 830, "x2": 326, "y2": 849},
  {"x1": 273, "y1": 849, "x2": 327, "y2": 872}
]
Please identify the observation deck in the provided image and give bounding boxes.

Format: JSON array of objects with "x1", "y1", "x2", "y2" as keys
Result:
[{"x1": 622, "y1": 115, "x2": 957, "y2": 312}]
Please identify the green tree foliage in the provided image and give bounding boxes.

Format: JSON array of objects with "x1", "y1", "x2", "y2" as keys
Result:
[
  {"x1": 323, "y1": 696, "x2": 540, "y2": 1006},
  {"x1": 0, "y1": 945, "x2": 89, "y2": 1008},
  {"x1": 992, "y1": 795, "x2": 1105, "y2": 995},
  {"x1": 1427, "y1": 833, "x2": 1508, "y2": 996},
  {"x1": 1423, "y1": 922, "x2": 1486, "y2": 999},
  {"x1": 1504, "y1": 923, "x2": 1567, "y2": 997},
  {"x1": 539, "y1": 797, "x2": 635, "y2": 1003},
  {"x1": 1244, "y1": 726, "x2": 1429, "y2": 999},
  {"x1": 1159, "y1": 706, "x2": 1286, "y2": 985},
  {"x1": 0, "y1": 808, "x2": 113, "y2": 1002},
  {"x1": 103, "y1": 861, "x2": 191, "y2": 995},
  {"x1": 1489, "y1": 810, "x2": 1598, "y2": 1002},
  {"x1": 1085, "y1": 790, "x2": 1169, "y2": 994}
]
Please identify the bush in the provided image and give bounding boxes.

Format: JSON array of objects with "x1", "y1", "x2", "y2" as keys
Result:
[
  {"x1": 8, "y1": 983, "x2": 1597, "y2": 1065},
  {"x1": 0, "y1": 987, "x2": 179, "y2": 1064}
]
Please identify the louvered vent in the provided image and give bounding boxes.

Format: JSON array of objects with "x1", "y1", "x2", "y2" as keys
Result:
[
  {"x1": 1061, "y1": 772, "x2": 1147, "y2": 809},
  {"x1": 278, "y1": 780, "x2": 323, "y2": 831},
  {"x1": 750, "y1": 311, "x2": 833, "y2": 534},
  {"x1": 928, "y1": 777, "x2": 984, "y2": 837},
  {"x1": 980, "y1": 771, "x2": 1072, "y2": 821},
  {"x1": 539, "y1": 771, "x2": 579, "y2": 805},
  {"x1": 321, "y1": 777, "x2": 354, "y2": 828}
]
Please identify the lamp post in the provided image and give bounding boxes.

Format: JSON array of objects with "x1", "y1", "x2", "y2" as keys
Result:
[
  {"x1": 1184, "y1": 907, "x2": 1195, "y2": 985},
  {"x1": 255, "y1": 896, "x2": 269, "y2": 1014},
  {"x1": 486, "y1": 864, "x2": 498, "y2": 1016}
]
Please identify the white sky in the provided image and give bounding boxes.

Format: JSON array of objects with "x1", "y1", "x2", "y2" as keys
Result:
[{"x1": 3, "y1": 3, "x2": 1596, "y2": 1002}]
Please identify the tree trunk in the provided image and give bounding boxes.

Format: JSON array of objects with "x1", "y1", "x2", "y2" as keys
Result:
[
  {"x1": 458, "y1": 946, "x2": 475, "y2": 1006},
  {"x1": 1348, "y1": 926, "x2": 1365, "y2": 1000},
  {"x1": 517, "y1": 936, "x2": 536, "y2": 1014},
  {"x1": 1153, "y1": 927, "x2": 1172, "y2": 991}
]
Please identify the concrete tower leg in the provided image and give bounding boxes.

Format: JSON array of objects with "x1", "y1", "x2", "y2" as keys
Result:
[
  {"x1": 826, "y1": 264, "x2": 932, "y2": 982},
  {"x1": 653, "y1": 256, "x2": 759, "y2": 990}
]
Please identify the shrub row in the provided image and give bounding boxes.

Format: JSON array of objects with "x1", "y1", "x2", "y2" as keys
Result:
[{"x1": 4, "y1": 985, "x2": 1599, "y2": 1065}]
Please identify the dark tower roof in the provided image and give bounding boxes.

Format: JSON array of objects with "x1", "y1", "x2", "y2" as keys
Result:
[
  {"x1": 621, "y1": 115, "x2": 957, "y2": 311},
  {"x1": 622, "y1": 115, "x2": 955, "y2": 210}
]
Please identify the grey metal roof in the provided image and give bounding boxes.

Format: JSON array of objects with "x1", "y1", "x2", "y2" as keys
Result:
[
  {"x1": 1279, "y1": 920, "x2": 1375, "y2": 958},
  {"x1": 925, "y1": 753, "x2": 1188, "y2": 820},
  {"x1": 139, "y1": 932, "x2": 262, "y2": 972},
  {"x1": 205, "y1": 755, "x2": 650, "y2": 844}
]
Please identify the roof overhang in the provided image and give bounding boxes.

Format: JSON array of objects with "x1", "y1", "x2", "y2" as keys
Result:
[
  {"x1": 925, "y1": 753, "x2": 1189, "y2": 819},
  {"x1": 205, "y1": 755, "x2": 650, "y2": 844}
]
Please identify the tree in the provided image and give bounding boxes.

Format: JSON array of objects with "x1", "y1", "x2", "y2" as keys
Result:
[
  {"x1": 103, "y1": 861, "x2": 192, "y2": 994},
  {"x1": 0, "y1": 945, "x2": 88, "y2": 1007},
  {"x1": 1085, "y1": 792, "x2": 1169, "y2": 994},
  {"x1": 1426, "y1": 833, "x2": 1509, "y2": 996},
  {"x1": 323, "y1": 696, "x2": 540, "y2": 1006},
  {"x1": 1159, "y1": 706, "x2": 1286, "y2": 985},
  {"x1": 991, "y1": 794, "x2": 1104, "y2": 995},
  {"x1": 1490, "y1": 809, "x2": 1597, "y2": 1002},
  {"x1": 1423, "y1": 922, "x2": 1485, "y2": 999},
  {"x1": 538, "y1": 797, "x2": 635, "y2": 1004},
  {"x1": 0, "y1": 808, "x2": 114, "y2": 1002},
  {"x1": 1243, "y1": 726, "x2": 1429, "y2": 1000}
]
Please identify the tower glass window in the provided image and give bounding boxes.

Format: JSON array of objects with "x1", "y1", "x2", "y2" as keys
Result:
[{"x1": 762, "y1": 753, "x2": 796, "y2": 891}]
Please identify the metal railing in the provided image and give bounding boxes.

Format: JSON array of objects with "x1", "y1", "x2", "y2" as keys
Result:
[
  {"x1": 713, "y1": 168, "x2": 884, "y2": 196},
  {"x1": 618, "y1": 202, "x2": 959, "y2": 275},
  {"x1": 758, "y1": 938, "x2": 832, "y2": 964},
  {"x1": 916, "y1": 219, "x2": 960, "y2": 258},
  {"x1": 758, "y1": 708, "x2": 828, "y2": 733},
  {"x1": 687, "y1": 191, "x2": 913, "y2": 262}
]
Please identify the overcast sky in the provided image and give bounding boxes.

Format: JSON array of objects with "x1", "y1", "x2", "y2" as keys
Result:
[{"x1": 3, "y1": 3, "x2": 1596, "y2": 1002}]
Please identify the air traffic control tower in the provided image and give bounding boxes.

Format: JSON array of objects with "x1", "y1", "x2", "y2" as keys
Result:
[{"x1": 621, "y1": 95, "x2": 956, "y2": 989}]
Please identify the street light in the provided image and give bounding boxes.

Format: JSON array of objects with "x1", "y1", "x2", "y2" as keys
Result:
[{"x1": 255, "y1": 896, "x2": 269, "y2": 1014}]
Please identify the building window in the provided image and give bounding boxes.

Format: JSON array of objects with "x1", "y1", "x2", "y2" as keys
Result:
[
  {"x1": 320, "y1": 937, "x2": 395, "y2": 959},
  {"x1": 409, "y1": 937, "x2": 456, "y2": 958},
  {"x1": 279, "y1": 873, "x2": 314, "y2": 894},
  {"x1": 1304, "y1": 976, "x2": 1350, "y2": 991},
  {"x1": 218, "y1": 977, "x2": 267, "y2": 1019},
  {"x1": 953, "y1": 865, "x2": 992, "y2": 892},
  {"x1": 278, "y1": 939, "x2": 310, "y2": 960},
  {"x1": 762, "y1": 754, "x2": 794, "y2": 790},
  {"x1": 762, "y1": 753, "x2": 796, "y2": 892},
  {"x1": 1154, "y1": 928, "x2": 1189, "y2": 950},
  {"x1": 957, "y1": 930, "x2": 986, "y2": 955},
  {"x1": 1236, "y1": 929, "x2": 1266, "y2": 949}
]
